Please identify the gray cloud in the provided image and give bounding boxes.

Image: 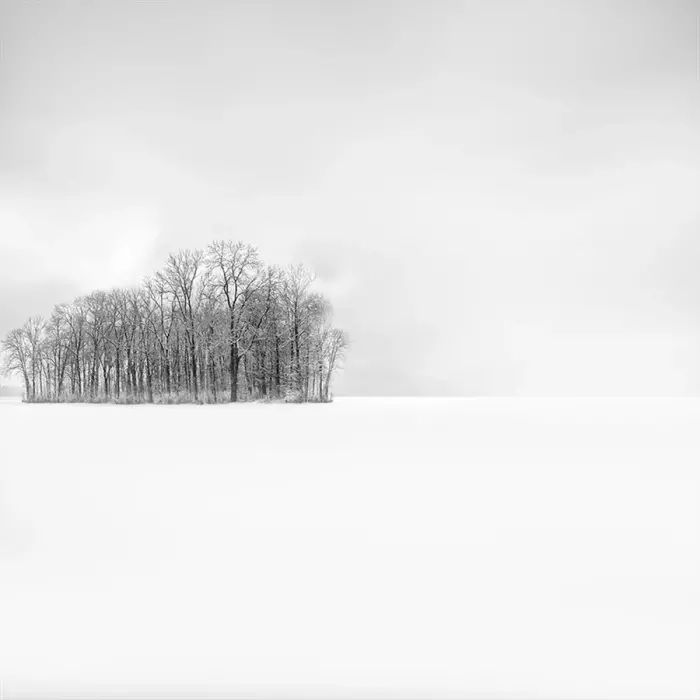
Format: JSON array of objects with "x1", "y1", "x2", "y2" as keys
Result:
[
  {"x1": 0, "y1": 280, "x2": 82, "y2": 333},
  {"x1": 1, "y1": 0, "x2": 698, "y2": 394}
]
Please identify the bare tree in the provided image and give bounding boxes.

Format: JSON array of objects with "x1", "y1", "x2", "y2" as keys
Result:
[
  {"x1": 206, "y1": 241, "x2": 268, "y2": 402},
  {"x1": 1, "y1": 327, "x2": 32, "y2": 398},
  {"x1": 157, "y1": 249, "x2": 206, "y2": 401}
]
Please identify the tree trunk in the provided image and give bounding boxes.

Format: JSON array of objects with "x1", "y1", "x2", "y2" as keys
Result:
[
  {"x1": 146, "y1": 356, "x2": 153, "y2": 403},
  {"x1": 190, "y1": 333, "x2": 198, "y2": 400},
  {"x1": 275, "y1": 336, "x2": 281, "y2": 398},
  {"x1": 230, "y1": 347, "x2": 239, "y2": 403}
]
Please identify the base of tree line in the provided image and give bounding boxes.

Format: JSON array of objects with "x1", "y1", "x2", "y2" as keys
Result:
[{"x1": 21, "y1": 391, "x2": 334, "y2": 405}]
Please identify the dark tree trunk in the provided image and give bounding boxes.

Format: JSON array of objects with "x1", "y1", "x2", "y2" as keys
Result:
[
  {"x1": 189, "y1": 333, "x2": 198, "y2": 400},
  {"x1": 275, "y1": 336, "x2": 281, "y2": 398},
  {"x1": 146, "y1": 356, "x2": 153, "y2": 403},
  {"x1": 230, "y1": 347, "x2": 239, "y2": 403}
]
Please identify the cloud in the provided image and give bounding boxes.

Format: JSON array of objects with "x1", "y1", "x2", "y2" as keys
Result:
[
  {"x1": 1, "y1": 0, "x2": 698, "y2": 395},
  {"x1": 0, "y1": 197, "x2": 160, "y2": 289}
]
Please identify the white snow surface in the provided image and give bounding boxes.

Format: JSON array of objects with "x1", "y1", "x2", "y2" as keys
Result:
[{"x1": 0, "y1": 397, "x2": 698, "y2": 699}]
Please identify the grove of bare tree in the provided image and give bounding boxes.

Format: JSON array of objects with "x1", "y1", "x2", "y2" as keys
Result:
[{"x1": 1, "y1": 242, "x2": 349, "y2": 404}]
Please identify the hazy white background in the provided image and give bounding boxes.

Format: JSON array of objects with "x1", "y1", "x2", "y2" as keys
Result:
[{"x1": 1, "y1": 0, "x2": 699, "y2": 396}]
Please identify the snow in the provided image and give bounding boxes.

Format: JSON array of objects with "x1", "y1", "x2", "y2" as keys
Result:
[{"x1": 0, "y1": 397, "x2": 698, "y2": 699}]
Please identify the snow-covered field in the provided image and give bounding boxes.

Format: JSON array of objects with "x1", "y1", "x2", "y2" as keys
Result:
[{"x1": 0, "y1": 397, "x2": 698, "y2": 700}]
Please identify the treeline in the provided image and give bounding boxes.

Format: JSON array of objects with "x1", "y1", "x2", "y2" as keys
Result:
[{"x1": 1, "y1": 242, "x2": 349, "y2": 404}]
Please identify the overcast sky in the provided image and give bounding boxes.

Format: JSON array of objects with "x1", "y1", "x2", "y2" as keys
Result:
[{"x1": 1, "y1": 0, "x2": 698, "y2": 395}]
